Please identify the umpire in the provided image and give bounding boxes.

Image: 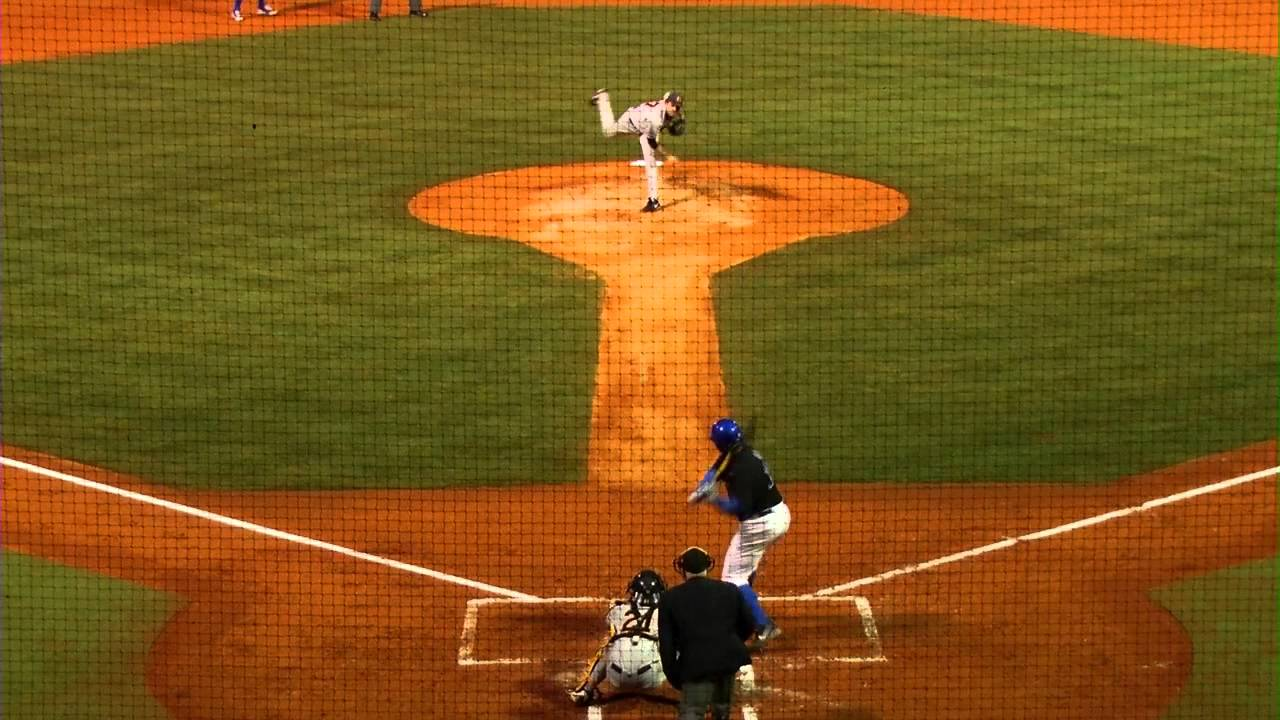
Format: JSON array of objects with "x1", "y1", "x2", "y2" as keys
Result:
[{"x1": 658, "y1": 546, "x2": 756, "y2": 720}]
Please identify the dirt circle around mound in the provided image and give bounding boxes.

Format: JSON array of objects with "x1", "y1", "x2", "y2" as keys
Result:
[
  {"x1": 408, "y1": 161, "x2": 909, "y2": 270},
  {"x1": 409, "y1": 161, "x2": 909, "y2": 488}
]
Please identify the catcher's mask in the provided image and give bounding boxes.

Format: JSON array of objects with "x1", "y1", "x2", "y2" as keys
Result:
[
  {"x1": 627, "y1": 569, "x2": 666, "y2": 608},
  {"x1": 710, "y1": 418, "x2": 743, "y2": 452},
  {"x1": 673, "y1": 546, "x2": 715, "y2": 576}
]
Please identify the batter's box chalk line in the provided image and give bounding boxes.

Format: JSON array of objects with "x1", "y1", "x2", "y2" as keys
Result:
[
  {"x1": 576, "y1": 679, "x2": 845, "y2": 718},
  {"x1": 457, "y1": 594, "x2": 886, "y2": 667},
  {"x1": 584, "y1": 692, "x2": 835, "y2": 720}
]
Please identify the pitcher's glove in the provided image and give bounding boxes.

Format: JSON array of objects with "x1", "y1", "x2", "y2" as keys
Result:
[{"x1": 668, "y1": 117, "x2": 686, "y2": 136}]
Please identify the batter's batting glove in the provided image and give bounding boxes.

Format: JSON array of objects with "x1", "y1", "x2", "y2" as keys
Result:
[
  {"x1": 687, "y1": 470, "x2": 718, "y2": 505},
  {"x1": 687, "y1": 487, "x2": 714, "y2": 505}
]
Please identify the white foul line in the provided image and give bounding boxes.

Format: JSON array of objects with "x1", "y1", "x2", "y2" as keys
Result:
[
  {"x1": 0, "y1": 455, "x2": 538, "y2": 601},
  {"x1": 812, "y1": 465, "x2": 1279, "y2": 596}
]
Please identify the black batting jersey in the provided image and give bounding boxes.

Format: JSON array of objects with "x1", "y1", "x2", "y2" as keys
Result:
[{"x1": 723, "y1": 444, "x2": 783, "y2": 522}]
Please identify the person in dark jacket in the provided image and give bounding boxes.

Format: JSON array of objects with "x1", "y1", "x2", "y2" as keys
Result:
[{"x1": 658, "y1": 546, "x2": 756, "y2": 720}]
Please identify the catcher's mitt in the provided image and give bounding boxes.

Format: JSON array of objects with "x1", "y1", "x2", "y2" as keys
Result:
[{"x1": 667, "y1": 117, "x2": 686, "y2": 136}]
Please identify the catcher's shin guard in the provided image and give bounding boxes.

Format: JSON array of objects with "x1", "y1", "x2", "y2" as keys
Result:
[{"x1": 574, "y1": 636, "x2": 609, "y2": 695}]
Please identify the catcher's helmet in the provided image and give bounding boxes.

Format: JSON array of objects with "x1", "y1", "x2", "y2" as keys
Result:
[
  {"x1": 710, "y1": 417, "x2": 743, "y2": 452},
  {"x1": 627, "y1": 569, "x2": 666, "y2": 607}
]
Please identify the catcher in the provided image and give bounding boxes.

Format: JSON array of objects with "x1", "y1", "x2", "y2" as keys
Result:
[
  {"x1": 589, "y1": 88, "x2": 687, "y2": 213},
  {"x1": 568, "y1": 569, "x2": 669, "y2": 706}
]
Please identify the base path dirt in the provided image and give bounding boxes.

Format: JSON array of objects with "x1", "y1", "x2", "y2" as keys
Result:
[
  {"x1": 3, "y1": 442, "x2": 1274, "y2": 718},
  {"x1": 4, "y1": 0, "x2": 1274, "y2": 63}
]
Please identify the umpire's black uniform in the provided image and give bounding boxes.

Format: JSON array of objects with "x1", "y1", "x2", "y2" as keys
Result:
[{"x1": 658, "y1": 547, "x2": 756, "y2": 720}]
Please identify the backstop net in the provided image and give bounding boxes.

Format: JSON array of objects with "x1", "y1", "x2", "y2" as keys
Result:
[{"x1": 3, "y1": 2, "x2": 1275, "y2": 719}]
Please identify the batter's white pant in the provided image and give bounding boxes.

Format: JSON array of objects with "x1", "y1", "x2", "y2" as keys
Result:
[
  {"x1": 721, "y1": 503, "x2": 792, "y2": 586},
  {"x1": 593, "y1": 91, "x2": 660, "y2": 202}
]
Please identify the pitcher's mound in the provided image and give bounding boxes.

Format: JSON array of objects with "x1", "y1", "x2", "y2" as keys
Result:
[{"x1": 409, "y1": 161, "x2": 908, "y2": 270}]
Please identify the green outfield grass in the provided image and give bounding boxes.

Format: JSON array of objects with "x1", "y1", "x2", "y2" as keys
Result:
[
  {"x1": 1152, "y1": 557, "x2": 1278, "y2": 720},
  {"x1": 2, "y1": 551, "x2": 180, "y2": 720},
  {"x1": 3, "y1": 8, "x2": 1274, "y2": 489}
]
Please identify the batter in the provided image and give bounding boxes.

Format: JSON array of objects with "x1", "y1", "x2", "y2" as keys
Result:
[{"x1": 688, "y1": 418, "x2": 791, "y2": 646}]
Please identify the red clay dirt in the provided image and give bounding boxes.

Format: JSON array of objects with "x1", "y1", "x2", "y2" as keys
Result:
[
  {"x1": 3, "y1": 0, "x2": 1275, "y2": 63},
  {"x1": 3, "y1": 442, "x2": 1275, "y2": 718}
]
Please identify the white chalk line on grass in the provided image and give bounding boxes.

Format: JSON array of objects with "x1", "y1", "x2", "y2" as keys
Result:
[
  {"x1": 811, "y1": 464, "x2": 1280, "y2": 596},
  {"x1": 0, "y1": 455, "x2": 537, "y2": 601}
]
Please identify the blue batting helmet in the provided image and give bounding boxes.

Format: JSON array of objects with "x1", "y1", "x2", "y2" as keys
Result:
[{"x1": 710, "y1": 418, "x2": 743, "y2": 452}]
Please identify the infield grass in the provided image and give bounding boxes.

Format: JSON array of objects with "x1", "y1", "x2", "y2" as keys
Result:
[
  {"x1": 2, "y1": 551, "x2": 180, "y2": 720},
  {"x1": 2, "y1": 8, "x2": 1275, "y2": 488},
  {"x1": 1152, "y1": 557, "x2": 1279, "y2": 720}
]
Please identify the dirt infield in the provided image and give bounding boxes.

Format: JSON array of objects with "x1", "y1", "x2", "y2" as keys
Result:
[
  {"x1": 3, "y1": 442, "x2": 1275, "y2": 718},
  {"x1": 3, "y1": 0, "x2": 1276, "y2": 63}
]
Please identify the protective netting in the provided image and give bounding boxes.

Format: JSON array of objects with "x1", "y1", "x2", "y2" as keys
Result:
[{"x1": 3, "y1": 2, "x2": 1276, "y2": 719}]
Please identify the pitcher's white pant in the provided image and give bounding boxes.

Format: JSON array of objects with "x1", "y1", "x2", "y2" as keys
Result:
[
  {"x1": 594, "y1": 91, "x2": 660, "y2": 202},
  {"x1": 721, "y1": 503, "x2": 792, "y2": 586}
]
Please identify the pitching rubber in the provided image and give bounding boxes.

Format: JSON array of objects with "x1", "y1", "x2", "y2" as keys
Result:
[{"x1": 629, "y1": 159, "x2": 664, "y2": 167}]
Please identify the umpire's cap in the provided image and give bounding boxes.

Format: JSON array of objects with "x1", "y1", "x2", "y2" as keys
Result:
[
  {"x1": 674, "y1": 546, "x2": 714, "y2": 575},
  {"x1": 663, "y1": 91, "x2": 684, "y2": 110}
]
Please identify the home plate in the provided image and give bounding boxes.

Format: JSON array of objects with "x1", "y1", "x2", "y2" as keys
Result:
[{"x1": 629, "y1": 160, "x2": 663, "y2": 167}]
